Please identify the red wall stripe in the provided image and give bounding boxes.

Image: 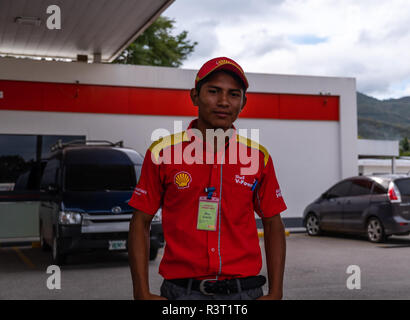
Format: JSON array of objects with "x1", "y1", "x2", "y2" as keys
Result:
[{"x1": 0, "y1": 80, "x2": 339, "y2": 121}]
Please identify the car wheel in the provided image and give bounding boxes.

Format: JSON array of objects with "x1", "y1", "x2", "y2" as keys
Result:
[
  {"x1": 306, "y1": 214, "x2": 321, "y2": 236},
  {"x1": 40, "y1": 225, "x2": 51, "y2": 252},
  {"x1": 52, "y1": 234, "x2": 66, "y2": 265},
  {"x1": 367, "y1": 217, "x2": 386, "y2": 243}
]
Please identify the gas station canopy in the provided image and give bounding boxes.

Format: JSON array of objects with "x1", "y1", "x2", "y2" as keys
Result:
[{"x1": 0, "y1": 0, "x2": 174, "y2": 62}]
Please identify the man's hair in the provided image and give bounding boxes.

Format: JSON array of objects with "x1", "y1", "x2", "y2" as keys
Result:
[{"x1": 195, "y1": 69, "x2": 247, "y2": 98}]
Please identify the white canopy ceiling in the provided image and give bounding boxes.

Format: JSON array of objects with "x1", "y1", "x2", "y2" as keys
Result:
[{"x1": 0, "y1": 0, "x2": 174, "y2": 62}]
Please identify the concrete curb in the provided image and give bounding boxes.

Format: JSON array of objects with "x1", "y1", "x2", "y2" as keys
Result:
[
  {"x1": 0, "y1": 237, "x2": 40, "y2": 248},
  {"x1": 258, "y1": 228, "x2": 306, "y2": 238}
]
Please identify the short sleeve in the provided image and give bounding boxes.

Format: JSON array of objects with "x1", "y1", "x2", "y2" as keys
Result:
[
  {"x1": 128, "y1": 148, "x2": 163, "y2": 215},
  {"x1": 254, "y1": 155, "x2": 287, "y2": 218}
]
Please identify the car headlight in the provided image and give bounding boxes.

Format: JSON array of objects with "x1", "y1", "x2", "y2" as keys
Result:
[{"x1": 59, "y1": 211, "x2": 82, "y2": 225}]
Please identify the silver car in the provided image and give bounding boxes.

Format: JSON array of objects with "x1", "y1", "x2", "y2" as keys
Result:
[{"x1": 303, "y1": 174, "x2": 410, "y2": 243}]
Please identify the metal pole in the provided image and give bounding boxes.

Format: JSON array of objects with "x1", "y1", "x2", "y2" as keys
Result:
[{"x1": 392, "y1": 157, "x2": 396, "y2": 174}]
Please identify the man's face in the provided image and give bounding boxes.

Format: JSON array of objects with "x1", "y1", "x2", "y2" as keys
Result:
[{"x1": 190, "y1": 71, "x2": 247, "y2": 131}]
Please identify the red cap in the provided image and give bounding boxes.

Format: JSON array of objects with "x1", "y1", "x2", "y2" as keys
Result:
[{"x1": 195, "y1": 57, "x2": 249, "y2": 90}]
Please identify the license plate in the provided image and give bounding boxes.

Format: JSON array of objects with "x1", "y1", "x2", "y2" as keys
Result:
[{"x1": 109, "y1": 240, "x2": 126, "y2": 251}]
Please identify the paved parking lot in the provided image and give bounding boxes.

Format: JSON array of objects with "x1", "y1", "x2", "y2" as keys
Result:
[{"x1": 1, "y1": 232, "x2": 410, "y2": 300}]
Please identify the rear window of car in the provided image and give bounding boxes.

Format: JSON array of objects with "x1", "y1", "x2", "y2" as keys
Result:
[
  {"x1": 370, "y1": 177, "x2": 390, "y2": 190},
  {"x1": 372, "y1": 183, "x2": 386, "y2": 194},
  {"x1": 395, "y1": 178, "x2": 410, "y2": 196}
]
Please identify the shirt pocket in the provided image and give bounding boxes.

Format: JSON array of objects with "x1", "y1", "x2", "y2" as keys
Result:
[{"x1": 222, "y1": 172, "x2": 258, "y2": 225}]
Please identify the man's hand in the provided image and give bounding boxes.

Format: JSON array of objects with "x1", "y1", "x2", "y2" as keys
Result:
[{"x1": 261, "y1": 214, "x2": 286, "y2": 300}]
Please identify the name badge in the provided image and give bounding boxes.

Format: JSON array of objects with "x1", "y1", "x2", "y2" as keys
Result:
[{"x1": 197, "y1": 196, "x2": 219, "y2": 231}]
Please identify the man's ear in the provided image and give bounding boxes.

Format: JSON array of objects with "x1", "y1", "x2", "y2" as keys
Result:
[{"x1": 190, "y1": 88, "x2": 199, "y2": 106}]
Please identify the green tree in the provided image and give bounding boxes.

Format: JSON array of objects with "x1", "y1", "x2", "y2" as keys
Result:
[
  {"x1": 114, "y1": 16, "x2": 197, "y2": 67},
  {"x1": 400, "y1": 136, "x2": 410, "y2": 156},
  {"x1": 402, "y1": 137, "x2": 409, "y2": 151}
]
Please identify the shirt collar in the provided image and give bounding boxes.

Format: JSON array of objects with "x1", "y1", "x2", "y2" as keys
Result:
[{"x1": 186, "y1": 118, "x2": 237, "y2": 155}]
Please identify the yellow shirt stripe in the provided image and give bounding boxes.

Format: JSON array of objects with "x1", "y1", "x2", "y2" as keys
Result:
[
  {"x1": 236, "y1": 134, "x2": 270, "y2": 167},
  {"x1": 149, "y1": 131, "x2": 190, "y2": 162}
]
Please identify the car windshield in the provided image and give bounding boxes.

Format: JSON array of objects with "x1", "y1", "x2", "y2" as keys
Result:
[
  {"x1": 65, "y1": 164, "x2": 136, "y2": 191},
  {"x1": 395, "y1": 178, "x2": 410, "y2": 196}
]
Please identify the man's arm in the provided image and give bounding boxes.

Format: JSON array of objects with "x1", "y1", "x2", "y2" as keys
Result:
[
  {"x1": 258, "y1": 214, "x2": 286, "y2": 300},
  {"x1": 128, "y1": 209, "x2": 166, "y2": 300}
]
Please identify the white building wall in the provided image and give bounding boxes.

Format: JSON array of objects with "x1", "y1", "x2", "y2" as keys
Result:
[
  {"x1": 0, "y1": 58, "x2": 357, "y2": 219},
  {"x1": 359, "y1": 159, "x2": 410, "y2": 175}
]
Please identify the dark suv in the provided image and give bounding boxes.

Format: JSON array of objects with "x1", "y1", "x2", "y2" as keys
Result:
[
  {"x1": 303, "y1": 174, "x2": 410, "y2": 243},
  {"x1": 39, "y1": 140, "x2": 164, "y2": 264}
]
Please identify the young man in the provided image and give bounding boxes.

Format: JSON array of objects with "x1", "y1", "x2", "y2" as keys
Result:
[{"x1": 128, "y1": 57, "x2": 287, "y2": 300}]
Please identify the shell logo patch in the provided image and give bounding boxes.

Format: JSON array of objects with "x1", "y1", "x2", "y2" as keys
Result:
[{"x1": 174, "y1": 171, "x2": 192, "y2": 189}]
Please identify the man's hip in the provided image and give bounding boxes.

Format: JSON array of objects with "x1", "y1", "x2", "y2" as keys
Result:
[{"x1": 160, "y1": 275, "x2": 266, "y2": 300}]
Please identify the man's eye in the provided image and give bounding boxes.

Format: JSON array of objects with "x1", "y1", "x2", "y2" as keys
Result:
[
  {"x1": 231, "y1": 92, "x2": 241, "y2": 97},
  {"x1": 208, "y1": 89, "x2": 217, "y2": 94}
]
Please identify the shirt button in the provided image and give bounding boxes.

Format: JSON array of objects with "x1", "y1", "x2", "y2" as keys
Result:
[
  {"x1": 211, "y1": 248, "x2": 216, "y2": 253},
  {"x1": 213, "y1": 165, "x2": 217, "y2": 169}
]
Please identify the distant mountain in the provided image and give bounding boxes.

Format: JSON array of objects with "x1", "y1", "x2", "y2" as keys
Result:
[{"x1": 357, "y1": 92, "x2": 410, "y2": 140}]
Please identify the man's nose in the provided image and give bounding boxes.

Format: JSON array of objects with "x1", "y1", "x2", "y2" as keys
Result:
[{"x1": 217, "y1": 91, "x2": 229, "y2": 107}]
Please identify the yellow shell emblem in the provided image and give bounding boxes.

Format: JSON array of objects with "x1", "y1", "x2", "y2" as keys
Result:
[{"x1": 174, "y1": 172, "x2": 192, "y2": 189}]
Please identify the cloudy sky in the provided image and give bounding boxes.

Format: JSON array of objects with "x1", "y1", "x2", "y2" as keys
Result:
[{"x1": 164, "y1": 0, "x2": 410, "y2": 100}]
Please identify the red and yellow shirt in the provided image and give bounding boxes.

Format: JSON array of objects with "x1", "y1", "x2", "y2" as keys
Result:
[{"x1": 128, "y1": 119, "x2": 287, "y2": 280}]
